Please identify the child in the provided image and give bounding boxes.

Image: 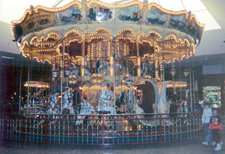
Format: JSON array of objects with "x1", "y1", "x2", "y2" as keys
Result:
[
  {"x1": 202, "y1": 102, "x2": 212, "y2": 146},
  {"x1": 209, "y1": 108, "x2": 223, "y2": 151}
]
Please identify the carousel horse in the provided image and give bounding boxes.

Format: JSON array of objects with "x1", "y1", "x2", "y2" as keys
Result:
[
  {"x1": 113, "y1": 52, "x2": 123, "y2": 75},
  {"x1": 115, "y1": 92, "x2": 125, "y2": 113},
  {"x1": 96, "y1": 84, "x2": 115, "y2": 115},
  {"x1": 177, "y1": 100, "x2": 189, "y2": 117},
  {"x1": 141, "y1": 56, "x2": 153, "y2": 76},
  {"x1": 97, "y1": 64, "x2": 110, "y2": 76},
  {"x1": 35, "y1": 93, "x2": 60, "y2": 126},
  {"x1": 185, "y1": 88, "x2": 189, "y2": 100},
  {"x1": 96, "y1": 59, "x2": 109, "y2": 74},
  {"x1": 129, "y1": 80, "x2": 180, "y2": 126},
  {"x1": 70, "y1": 65, "x2": 80, "y2": 76},
  {"x1": 84, "y1": 68, "x2": 91, "y2": 76},
  {"x1": 62, "y1": 88, "x2": 74, "y2": 114},
  {"x1": 75, "y1": 97, "x2": 96, "y2": 125},
  {"x1": 70, "y1": 64, "x2": 91, "y2": 76}
]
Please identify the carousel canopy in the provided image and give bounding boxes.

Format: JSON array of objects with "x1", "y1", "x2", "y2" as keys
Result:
[
  {"x1": 1, "y1": 0, "x2": 224, "y2": 58},
  {"x1": 10, "y1": 0, "x2": 206, "y2": 67},
  {"x1": 1, "y1": 0, "x2": 219, "y2": 31}
]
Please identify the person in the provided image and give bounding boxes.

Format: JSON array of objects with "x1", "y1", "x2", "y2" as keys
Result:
[
  {"x1": 202, "y1": 102, "x2": 212, "y2": 146},
  {"x1": 209, "y1": 108, "x2": 223, "y2": 151}
]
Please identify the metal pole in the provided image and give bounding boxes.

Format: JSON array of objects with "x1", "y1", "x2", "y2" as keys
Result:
[
  {"x1": 27, "y1": 48, "x2": 31, "y2": 113},
  {"x1": 179, "y1": 51, "x2": 182, "y2": 101},
  {"x1": 113, "y1": 39, "x2": 116, "y2": 107},
  {"x1": 19, "y1": 53, "x2": 22, "y2": 114},
  {"x1": 61, "y1": 39, "x2": 65, "y2": 114},
  {"x1": 192, "y1": 54, "x2": 195, "y2": 112},
  {"x1": 162, "y1": 40, "x2": 165, "y2": 82},
  {"x1": 136, "y1": 36, "x2": 140, "y2": 77},
  {"x1": 88, "y1": 81, "x2": 89, "y2": 103},
  {"x1": 189, "y1": 56, "x2": 193, "y2": 112}
]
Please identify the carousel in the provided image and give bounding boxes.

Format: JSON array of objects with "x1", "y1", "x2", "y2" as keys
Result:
[{"x1": 9, "y1": 0, "x2": 204, "y2": 145}]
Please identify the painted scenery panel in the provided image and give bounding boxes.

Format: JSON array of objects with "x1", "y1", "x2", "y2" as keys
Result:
[
  {"x1": 59, "y1": 6, "x2": 82, "y2": 25},
  {"x1": 16, "y1": 11, "x2": 58, "y2": 39},
  {"x1": 146, "y1": 8, "x2": 168, "y2": 25},
  {"x1": 182, "y1": 19, "x2": 203, "y2": 43},
  {"x1": 170, "y1": 15, "x2": 186, "y2": 30},
  {"x1": 118, "y1": 6, "x2": 141, "y2": 22},
  {"x1": 88, "y1": 7, "x2": 112, "y2": 22}
]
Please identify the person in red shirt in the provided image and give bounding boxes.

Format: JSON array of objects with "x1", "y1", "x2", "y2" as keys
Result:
[{"x1": 209, "y1": 108, "x2": 223, "y2": 151}]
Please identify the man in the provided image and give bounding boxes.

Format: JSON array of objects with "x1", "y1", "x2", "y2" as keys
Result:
[{"x1": 202, "y1": 102, "x2": 213, "y2": 146}]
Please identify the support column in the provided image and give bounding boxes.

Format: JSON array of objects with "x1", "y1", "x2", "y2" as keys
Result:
[
  {"x1": 113, "y1": 39, "x2": 116, "y2": 108},
  {"x1": 61, "y1": 38, "x2": 65, "y2": 114},
  {"x1": 161, "y1": 39, "x2": 165, "y2": 82},
  {"x1": 19, "y1": 52, "x2": 22, "y2": 114},
  {"x1": 189, "y1": 51, "x2": 192, "y2": 112},
  {"x1": 154, "y1": 39, "x2": 157, "y2": 80},
  {"x1": 110, "y1": 38, "x2": 114, "y2": 79},
  {"x1": 27, "y1": 47, "x2": 31, "y2": 113},
  {"x1": 179, "y1": 50, "x2": 182, "y2": 101},
  {"x1": 81, "y1": 35, "x2": 85, "y2": 77},
  {"x1": 136, "y1": 36, "x2": 140, "y2": 77},
  {"x1": 191, "y1": 53, "x2": 195, "y2": 112}
]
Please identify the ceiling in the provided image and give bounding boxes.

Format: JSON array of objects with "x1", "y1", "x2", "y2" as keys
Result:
[{"x1": 0, "y1": 0, "x2": 224, "y2": 59}]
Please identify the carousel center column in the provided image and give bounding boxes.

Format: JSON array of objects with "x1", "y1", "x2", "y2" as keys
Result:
[{"x1": 110, "y1": 37, "x2": 116, "y2": 107}]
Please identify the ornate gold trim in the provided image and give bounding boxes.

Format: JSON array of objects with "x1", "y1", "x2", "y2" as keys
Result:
[
  {"x1": 12, "y1": 0, "x2": 82, "y2": 26},
  {"x1": 87, "y1": 0, "x2": 143, "y2": 9}
]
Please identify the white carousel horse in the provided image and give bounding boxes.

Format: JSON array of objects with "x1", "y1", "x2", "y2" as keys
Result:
[
  {"x1": 96, "y1": 88, "x2": 115, "y2": 115},
  {"x1": 70, "y1": 65, "x2": 91, "y2": 76},
  {"x1": 130, "y1": 79, "x2": 180, "y2": 126},
  {"x1": 35, "y1": 93, "x2": 60, "y2": 126},
  {"x1": 97, "y1": 59, "x2": 109, "y2": 73},
  {"x1": 62, "y1": 89, "x2": 74, "y2": 114},
  {"x1": 141, "y1": 56, "x2": 152, "y2": 76},
  {"x1": 177, "y1": 100, "x2": 189, "y2": 117},
  {"x1": 70, "y1": 65, "x2": 80, "y2": 76},
  {"x1": 113, "y1": 52, "x2": 122, "y2": 75},
  {"x1": 84, "y1": 68, "x2": 91, "y2": 76},
  {"x1": 185, "y1": 89, "x2": 189, "y2": 100},
  {"x1": 75, "y1": 99, "x2": 96, "y2": 125}
]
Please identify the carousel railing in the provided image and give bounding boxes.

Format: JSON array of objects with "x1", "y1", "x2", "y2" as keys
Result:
[{"x1": 0, "y1": 112, "x2": 206, "y2": 148}]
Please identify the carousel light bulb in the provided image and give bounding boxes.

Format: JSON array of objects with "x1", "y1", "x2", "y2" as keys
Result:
[
  {"x1": 137, "y1": 57, "x2": 141, "y2": 67},
  {"x1": 137, "y1": 68, "x2": 141, "y2": 77},
  {"x1": 110, "y1": 56, "x2": 113, "y2": 65}
]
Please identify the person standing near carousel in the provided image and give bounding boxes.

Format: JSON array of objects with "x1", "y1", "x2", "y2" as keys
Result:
[
  {"x1": 202, "y1": 102, "x2": 213, "y2": 146},
  {"x1": 209, "y1": 108, "x2": 223, "y2": 151}
]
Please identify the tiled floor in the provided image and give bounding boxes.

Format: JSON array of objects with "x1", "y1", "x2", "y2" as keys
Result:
[{"x1": 0, "y1": 138, "x2": 224, "y2": 154}]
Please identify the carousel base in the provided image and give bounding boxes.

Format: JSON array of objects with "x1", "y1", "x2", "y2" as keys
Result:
[
  {"x1": 1, "y1": 113, "x2": 201, "y2": 145},
  {"x1": 11, "y1": 132, "x2": 195, "y2": 144}
]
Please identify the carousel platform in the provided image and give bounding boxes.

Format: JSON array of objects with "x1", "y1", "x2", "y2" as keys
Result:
[{"x1": 1, "y1": 135, "x2": 225, "y2": 154}]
